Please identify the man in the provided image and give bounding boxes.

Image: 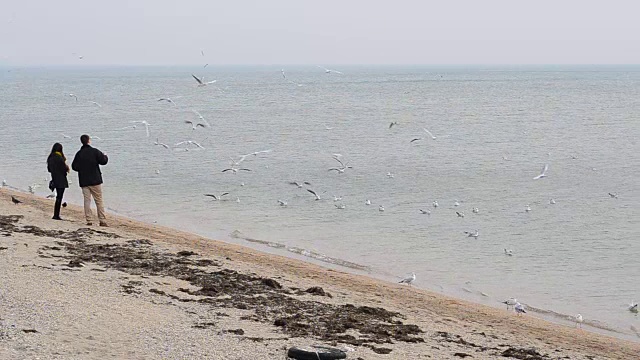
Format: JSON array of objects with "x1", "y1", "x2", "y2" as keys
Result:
[{"x1": 72, "y1": 134, "x2": 109, "y2": 226}]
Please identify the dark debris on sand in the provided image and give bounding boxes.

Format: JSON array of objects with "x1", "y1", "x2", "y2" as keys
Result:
[{"x1": 0, "y1": 216, "x2": 425, "y2": 348}]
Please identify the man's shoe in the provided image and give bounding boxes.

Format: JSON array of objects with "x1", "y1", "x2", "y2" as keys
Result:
[{"x1": 99, "y1": 222, "x2": 108, "y2": 227}]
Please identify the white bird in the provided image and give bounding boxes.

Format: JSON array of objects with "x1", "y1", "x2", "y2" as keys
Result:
[
  {"x1": 333, "y1": 196, "x2": 343, "y2": 202},
  {"x1": 465, "y1": 230, "x2": 479, "y2": 238},
  {"x1": 175, "y1": 140, "x2": 204, "y2": 149},
  {"x1": 504, "y1": 248, "x2": 513, "y2": 256},
  {"x1": 608, "y1": 192, "x2": 619, "y2": 199},
  {"x1": 503, "y1": 298, "x2": 517, "y2": 310},
  {"x1": 155, "y1": 169, "x2": 160, "y2": 174},
  {"x1": 154, "y1": 138, "x2": 170, "y2": 149},
  {"x1": 472, "y1": 207, "x2": 479, "y2": 214},
  {"x1": 410, "y1": 138, "x2": 422, "y2": 144},
  {"x1": 525, "y1": 204, "x2": 531, "y2": 212},
  {"x1": 576, "y1": 314, "x2": 584, "y2": 329},
  {"x1": 419, "y1": 209, "x2": 431, "y2": 215},
  {"x1": 365, "y1": 199, "x2": 371, "y2": 205},
  {"x1": 386, "y1": 172, "x2": 395, "y2": 178},
  {"x1": 191, "y1": 74, "x2": 217, "y2": 87},
  {"x1": 456, "y1": 211, "x2": 465, "y2": 218},
  {"x1": 131, "y1": 120, "x2": 150, "y2": 137},
  {"x1": 454, "y1": 200, "x2": 460, "y2": 207},
  {"x1": 379, "y1": 205, "x2": 385, "y2": 212},
  {"x1": 117, "y1": 125, "x2": 137, "y2": 131},
  {"x1": 389, "y1": 121, "x2": 399, "y2": 129},
  {"x1": 533, "y1": 164, "x2": 549, "y2": 180},
  {"x1": 324, "y1": 125, "x2": 334, "y2": 130},
  {"x1": 1, "y1": 180, "x2": 6, "y2": 187},
  {"x1": 158, "y1": 98, "x2": 177, "y2": 106},
  {"x1": 278, "y1": 200, "x2": 288, "y2": 207},
  {"x1": 88, "y1": 101, "x2": 102, "y2": 108},
  {"x1": 306, "y1": 189, "x2": 321, "y2": 200},
  {"x1": 328, "y1": 157, "x2": 352, "y2": 174},
  {"x1": 61, "y1": 133, "x2": 71, "y2": 139},
  {"x1": 514, "y1": 302, "x2": 527, "y2": 315},
  {"x1": 281, "y1": 69, "x2": 286, "y2": 80},
  {"x1": 185, "y1": 114, "x2": 210, "y2": 130},
  {"x1": 432, "y1": 201, "x2": 439, "y2": 208},
  {"x1": 222, "y1": 166, "x2": 251, "y2": 174},
  {"x1": 235, "y1": 197, "x2": 240, "y2": 203},
  {"x1": 399, "y1": 273, "x2": 416, "y2": 286},
  {"x1": 317, "y1": 65, "x2": 343, "y2": 74},
  {"x1": 549, "y1": 198, "x2": 556, "y2": 205},
  {"x1": 92, "y1": 136, "x2": 102, "y2": 141},
  {"x1": 204, "y1": 193, "x2": 229, "y2": 201},
  {"x1": 335, "y1": 204, "x2": 346, "y2": 209},
  {"x1": 629, "y1": 302, "x2": 638, "y2": 312},
  {"x1": 289, "y1": 181, "x2": 311, "y2": 188},
  {"x1": 191, "y1": 110, "x2": 211, "y2": 127},
  {"x1": 69, "y1": 93, "x2": 78, "y2": 101},
  {"x1": 423, "y1": 128, "x2": 437, "y2": 139}
]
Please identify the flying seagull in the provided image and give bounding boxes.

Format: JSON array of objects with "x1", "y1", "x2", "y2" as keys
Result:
[
  {"x1": 188, "y1": 110, "x2": 211, "y2": 128},
  {"x1": 317, "y1": 65, "x2": 343, "y2": 74},
  {"x1": 399, "y1": 273, "x2": 416, "y2": 286},
  {"x1": 306, "y1": 189, "x2": 321, "y2": 200},
  {"x1": 131, "y1": 120, "x2": 150, "y2": 137},
  {"x1": 158, "y1": 98, "x2": 177, "y2": 106},
  {"x1": 69, "y1": 93, "x2": 78, "y2": 101},
  {"x1": 61, "y1": 133, "x2": 71, "y2": 139},
  {"x1": 222, "y1": 166, "x2": 251, "y2": 174},
  {"x1": 154, "y1": 138, "x2": 170, "y2": 149},
  {"x1": 278, "y1": 200, "x2": 288, "y2": 207},
  {"x1": 289, "y1": 181, "x2": 312, "y2": 188},
  {"x1": 191, "y1": 74, "x2": 217, "y2": 87},
  {"x1": 389, "y1": 121, "x2": 399, "y2": 129},
  {"x1": 504, "y1": 248, "x2": 514, "y2": 256},
  {"x1": 328, "y1": 157, "x2": 352, "y2": 174},
  {"x1": 608, "y1": 192, "x2": 619, "y2": 199},
  {"x1": 281, "y1": 69, "x2": 286, "y2": 80},
  {"x1": 423, "y1": 128, "x2": 437, "y2": 139},
  {"x1": 464, "y1": 230, "x2": 479, "y2": 238},
  {"x1": 410, "y1": 138, "x2": 422, "y2": 143},
  {"x1": 175, "y1": 140, "x2": 204, "y2": 149},
  {"x1": 456, "y1": 211, "x2": 465, "y2": 218},
  {"x1": 533, "y1": 164, "x2": 549, "y2": 180},
  {"x1": 204, "y1": 193, "x2": 229, "y2": 201},
  {"x1": 88, "y1": 101, "x2": 102, "y2": 108}
]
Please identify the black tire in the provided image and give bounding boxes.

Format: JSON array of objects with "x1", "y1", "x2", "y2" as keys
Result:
[{"x1": 287, "y1": 346, "x2": 347, "y2": 360}]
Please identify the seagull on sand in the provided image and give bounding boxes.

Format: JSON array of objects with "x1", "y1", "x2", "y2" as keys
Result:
[
  {"x1": 306, "y1": 189, "x2": 321, "y2": 200},
  {"x1": 222, "y1": 166, "x2": 251, "y2": 174},
  {"x1": 158, "y1": 98, "x2": 177, "y2": 106},
  {"x1": 399, "y1": 273, "x2": 416, "y2": 286},
  {"x1": 11, "y1": 196, "x2": 21, "y2": 204},
  {"x1": 514, "y1": 302, "x2": 527, "y2": 315},
  {"x1": 464, "y1": 230, "x2": 479, "y2": 238},
  {"x1": 317, "y1": 65, "x2": 343, "y2": 74},
  {"x1": 419, "y1": 209, "x2": 431, "y2": 215},
  {"x1": 504, "y1": 248, "x2": 513, "y2": 256},
  {"x1": 2, "y1": 180, "x2": 7, "y2": 187},
  {"x1": 629, "y1": 302, "x2": 638, "y2": 312},
  {"x1": 423, "y1": 128, "x2": 437, "y2": 139},
  {"x1": 503, "y1": 298, "x2": 517, "y2": 310},
  {"x1": 175, "y1": 140, "x2": 204, "y2": 149},
  {"x1": 191, "y1": 74, "x2": 217, "y2": 87},
  {"x1": 154, "y1": 138, "x2": 170, "y2": 149},
  {"x1": 204, "y1": 193, "x2": 229, "y2": 201},
  {"x1": 69, "y1": 93, "x2": 78, "y2": 101},
  {"x1": 533, "y1": 164, "x2": 549, "y2": 180},
  {"x1": 131, "y1": 121, "x2": 150, "y2": 137},
  {"x1": 576, "y1": 314, "x2": 584, "y2": 329}
]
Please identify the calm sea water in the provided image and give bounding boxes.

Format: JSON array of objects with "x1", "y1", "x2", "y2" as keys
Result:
[{"x1": 1, "y1": 65, "x2": 639, "y2": 339}]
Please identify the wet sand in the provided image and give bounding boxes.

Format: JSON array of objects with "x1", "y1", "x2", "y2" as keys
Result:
[{"x1": 1, "y1": 188, "x2": 638, "y2": 359}]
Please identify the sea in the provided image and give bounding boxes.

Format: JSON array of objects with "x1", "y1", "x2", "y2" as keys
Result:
[{"x1": 1, "y1": 65, "x2": 638, "y2": 341}]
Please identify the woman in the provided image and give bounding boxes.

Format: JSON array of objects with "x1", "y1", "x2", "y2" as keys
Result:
[{"x1": 47, "y1": 143, "x2": 69, "y2": 220}]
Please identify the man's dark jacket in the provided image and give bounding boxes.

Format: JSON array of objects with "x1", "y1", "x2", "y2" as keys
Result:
[{"x1": 71, "y1": 145, "x2": 108, "y2": 187}]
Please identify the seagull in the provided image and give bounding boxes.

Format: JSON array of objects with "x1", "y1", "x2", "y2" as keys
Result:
[
  {"x1": 306, "y1": 189, "x2": 321, "y2": 200},
  {"x1": 222, "y1": 166, "x2": 252, "y2": 174},
  {"x1": 514, "y1": 302, "x2": 526, "y2": 315},
  {"x1": 116, "y1": 125, "x2": 137, "y2": 131},
  {"x1": 175, "y1": 140, "x2": 204, "y2": 149},
  {"x1": 155, "y1": 169, "x2": 160, "y2": 174},
  {"x1": 549, "y1": 198, "x2": 556, "y2": 205},
  {"x1": 328, "y1": 157, "x2": 352, "y2": 173},
  {"x1": 389, "y1": 121, "x2": 399, "y2": 129},
  {"x1": 61, "y1": 133, "x2": 71, "y2": 139},
  {"x1": 525, "y1": 204, "x2": 531, "y2": 212},
  {"x1": 386, "y1": 172, "x2": 395, "y2": 178},
  {"x1": 154, "y1": 138, "x2": 170, "y2": 149},
  {"x1": 333, "y1": 196, "x2": 342, "y2": 202},
  {"x1": 281, "y1": 69, "x2": 286, "y2": 80},
  {"x1": 158, "y1": 98, "x2": 177, "y2": 106},
  {"x1": 608, "y1": 192, "x2": 619, "y2": 199},
  {"x1": 472, "y1": 207, "x2": 479, "y2": 214},
  {"x1": 419, "y1": 209, "x2": 431, "y2": 215},
  {"x1": 399, "y1": 273, "x2": 416, "y2": 286},
  {"x1": 324, "y1": 125, "x2": 334, "y2": 130},
  {"x1": 191, "y1": 110, "x2": 211, "y2": 127},
  {"x1": 201, "y1": 49, "x2": 205, "y2": 57},
  {"x1": 576, "y1": 314, "x2": 584, "y2": 329},
  {"x1": 69, "y1": 93, "x2": 78, "y2": 101},
  {"x1": 317, "y1": 65, "x2": 343, "y2": 74},
  {"x1": 11, "y1": 196, "x2": 21, "y2": 204},
  {"x1": 335, "y1": 204, "x2": 346, "y2": 209},
  {"x1": 278, "y1": 200, "x2": 288, "y2": 207},
  {"x1": 289, "y1": 181, "x2": 311, "y2": 188},
  {"x1": 433, "y1": 201, "x2": 439, "y2": 208},
  {"x1": 533, "y1": 164, "x2": 549, "y2": 180},
  {"x1": 456, "y1": 211, "x2": 465, "y2": 218},
  {"x1": 504, "y1": 248, "x2": 513, "y2": 256},
  {"x1": 2, "y1": 180, "x2": 6, "y2": 187},
  {"x1": 88, "y1": 101, "x2": 102, "y2": 108},
  {"x1": 203, "y1": 63, "x2": 209, "y2": 68},
  {"x1": 454, "y1": 200, "x2": 460, "y2": 207},
  {"x1": 379, "y1": 205, "x2": 385, "y2": 212},
  {"x1": 464, "y1": 230, "x2": 479, "y2": 238},
  {"x1": 629, "y1": 302, "x2": 638, "y2": 312},
  {"x1": 185, "y1": 114, "x2": 210, "y2": 130},
  {"x1": 131, "y1": 120, "x2": 150, "y2": 137},
  {"x1": 410, "y1": 138, "x2": 422, "y2": 143},
  {"x1": 423, "y1": 128, "x2": 437, "y2": 139},
  {"x1": 204, "y1": 193, "x2": 229, "y2": 201},
  {"x1": 365, "y1": 200, "x2": 371, "y2": 205},
  {"x1": 191, "y1": 74, "x2": 217, "y2": 87},
  {"x1": 503, "y1": 298, "x2": 517, "y2": 310}
]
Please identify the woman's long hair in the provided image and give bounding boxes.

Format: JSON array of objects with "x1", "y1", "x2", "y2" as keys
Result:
[{"x1": 48, "y1": 143, "x2": 66, "y2": 162}]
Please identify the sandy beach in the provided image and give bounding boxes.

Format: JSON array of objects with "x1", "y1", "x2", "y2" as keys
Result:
[{"x1": 1, "y1": 187, "x2": 638, "y2": 360}]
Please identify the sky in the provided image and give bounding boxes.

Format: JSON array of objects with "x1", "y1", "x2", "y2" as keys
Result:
[{"x1": 1, "y1": 0, "x2": 639, "y2": 65}]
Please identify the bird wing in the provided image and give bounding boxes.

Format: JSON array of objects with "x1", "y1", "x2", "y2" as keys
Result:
[
  {"x1": 389, "y1": 122, "x2": 394, "y2": 129},
  {"x1": 222, "y1": 169, "x2": 233, "y2": 173},
  {"x1": 205, "y1": 80, "x2": 217, "y2": 84},
  {"x1": 220, "y1": 192, "x2": 229, "y2": 197},
  {"x1": 328, "y1": 168, "x2": 340, "y2": 172},
  {"x1": 333, "y1": 157, "x2": 346, "y2": 167},
  {"x1": 239, "y1": 168, "x2": 252, "y2": 172},
  {"x1": 204, "y1": 194, "x2": 218, "y2": 199},
  {"x1": 410, "y1": 138, "x2": 421, "y2": 143},
  {"x1": 307, "y1": 189, "x2": 318, "y2": 197},
  {"x1": 175, "y1": 141, "x2": 188, "y2": 146},
  {"x1": 191, "y1": 74, "x2": 204, "y2": 85},
  {"x1": 423, "y1": 128, "x2": 436, "y2": 138},
  {"x1": 542, "y1": 163, "x2": 549, "y2": 175},
  {"x1": 332, "y1": 70, "x2": 343, "y2": 74}
]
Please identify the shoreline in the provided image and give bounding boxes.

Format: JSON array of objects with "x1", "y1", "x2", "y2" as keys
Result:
[{"x1": 1, "y1": 187, "x2": 640, "y2": 359}]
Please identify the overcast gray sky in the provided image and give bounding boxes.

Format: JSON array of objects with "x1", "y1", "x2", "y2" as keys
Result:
[{"x1": 2, "y1": 0, "x2": 639, "y2": 65}]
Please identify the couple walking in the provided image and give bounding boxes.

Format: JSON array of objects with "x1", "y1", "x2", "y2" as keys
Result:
[{"x1": 47, "y1": 134, "x2": 109, "y2": 226}]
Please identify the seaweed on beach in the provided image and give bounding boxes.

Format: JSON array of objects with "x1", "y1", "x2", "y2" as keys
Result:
[{"x1": 3, "y1": 217, "x2": 425, "y2": 347}]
